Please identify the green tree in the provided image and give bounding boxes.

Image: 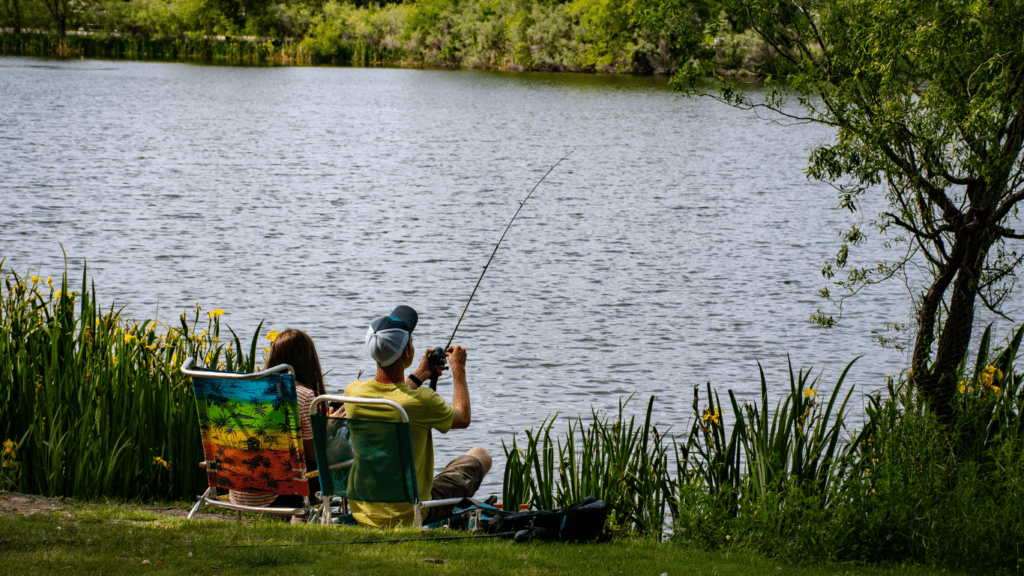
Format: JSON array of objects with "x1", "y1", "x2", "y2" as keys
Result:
[
  {"x1": 0, "y1": 0, "x2": 24, "y2": 33},
  {"x1": 674, "y1": 0, "x2": 1024, "y2": 422},
  {"x1": 41, "y1": 0, "x2": 72, "y2": 35}
]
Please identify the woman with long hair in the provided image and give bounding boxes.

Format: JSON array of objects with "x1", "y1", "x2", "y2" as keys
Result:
[{"x1": 229, "y1": 328, "x2": 326, "y2": 511}]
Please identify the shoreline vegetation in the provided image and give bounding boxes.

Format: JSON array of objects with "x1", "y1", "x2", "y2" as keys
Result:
[
  {"x1": 4, "y1": 261, "x2": 1024, "y2": 571},
  {"x1": 0, "y1": 0, "x2": 771, "y2": 73}
]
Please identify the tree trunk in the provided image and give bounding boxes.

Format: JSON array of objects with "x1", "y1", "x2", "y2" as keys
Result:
[
  {"x1": 913, "y1": 232, "x2": 990, "y2": 423},
  {"x1": 45, "y1": 0, "x2": 66, "y2": 37},
  {"x1": 911, "y1": 263, "x2": 958, "y2": 374},
  {"x1": 10, "y1": 0, "x2": 21, "y2": 35}
]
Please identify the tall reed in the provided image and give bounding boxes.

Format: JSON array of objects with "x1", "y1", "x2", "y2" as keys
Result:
[
  {"x1": 501, "y1": 360, "x2": 862, "y2": 538},
  {"x1": 0, "y1": 258, "x2": 260, "y2": 500},
  {"x1": 502, "y1": 395, "x2": 676, "y2": 536}
]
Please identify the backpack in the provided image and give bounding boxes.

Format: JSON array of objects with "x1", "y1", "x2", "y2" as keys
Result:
[{"x1": 482, "y1": 496, "x2": 610, "y2": 542}]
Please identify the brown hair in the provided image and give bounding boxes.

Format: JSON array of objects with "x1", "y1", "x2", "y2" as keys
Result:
[{"x1": 265, "y1": 329, "x2": 326, "y2": 413}]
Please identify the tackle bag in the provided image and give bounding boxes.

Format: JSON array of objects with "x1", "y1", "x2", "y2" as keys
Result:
[{"x1": 483, "y1": 496, "x2": 609, "y2": 542}]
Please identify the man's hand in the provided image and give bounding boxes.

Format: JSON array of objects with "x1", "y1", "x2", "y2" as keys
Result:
[
  {"x1": 446, "y1": 345, "x2": 467, "y2": 373},
  {"x1": 408, "y1": 350, "x2": 446, "y2": 389}
]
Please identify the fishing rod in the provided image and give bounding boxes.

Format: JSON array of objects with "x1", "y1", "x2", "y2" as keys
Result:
[{"x1": 426, "y1": 150, "x2": 574, "y2": 390}]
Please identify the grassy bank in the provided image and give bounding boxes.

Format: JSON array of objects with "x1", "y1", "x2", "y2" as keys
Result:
[{"x1": 0, "y1": 494, "x2": 967, "y2": 576}]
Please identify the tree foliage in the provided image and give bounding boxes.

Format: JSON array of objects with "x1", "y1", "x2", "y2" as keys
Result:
[{"x1": 674, "y1": 0, "x2": 1024, "y2": 421}]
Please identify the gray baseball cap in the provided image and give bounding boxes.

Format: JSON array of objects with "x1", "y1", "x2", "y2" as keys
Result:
[{"x1": 365, "y1": 305, "x2": 418, "y2": 367}]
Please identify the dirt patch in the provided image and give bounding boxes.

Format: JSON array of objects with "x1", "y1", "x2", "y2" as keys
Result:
[
  {"x1": 0, "y1": 491, "x2": 68, "y2": 517},
  {"x1": 0, "y1": 491, "x2": 228, "y2": 521}
]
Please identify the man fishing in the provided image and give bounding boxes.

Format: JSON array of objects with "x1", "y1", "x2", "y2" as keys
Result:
[{"x1": 344, "y1": 305, "x2": 492, "y2": 527}]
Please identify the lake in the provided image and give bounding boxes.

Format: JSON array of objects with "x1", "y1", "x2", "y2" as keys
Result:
[{"x1": 3, "y1": 56, "x2": 1000, "y2": 497}]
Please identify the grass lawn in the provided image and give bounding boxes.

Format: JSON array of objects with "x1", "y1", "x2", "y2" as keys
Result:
[{"x1": 0, "y1": 493, "x2": 968, "y2": 576}]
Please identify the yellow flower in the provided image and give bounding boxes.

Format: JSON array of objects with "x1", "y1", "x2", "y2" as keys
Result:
[
  {"x1": 991, "y1": 385, "x2": 1003, "y2": 398},
  {"x1": 46, "y1": 276, "x2": 53, "y2": 287},
  {"x1": 170, "y1": 353, "x2": 177, "y2": 367},
  {"x1": 2, "y1": 440, "x2": 15, "y2": 457},
  {"x1": 266, "y1": 330, "x2": 280, "y2": 342},
  {"x1": 205, "y1": 352, "x2": 214, "y2": 364},
  {"x1": 207, "y1": 309, "x2": 225, "y2": 319},
  {"x1": 958, "y1": 380, "x2": 968, "y2": 394},
  {"x1": 200, "y1": 329, "x2": 207, "y2": 339},
  {"x1": 981, "y1": 365, "x2": 1004, "y2": 386},
  {"x1": 803, "y1": 388, "x2": 818, "y2": 399},
  {"x1": 124, "y1": 333, "x2": 138, "y2": 345},
  {"x1": 54, "y1": 290, "x2": 62, "y2": 299},
  {"x1": 702, "y1": 407, "x2": 721, "y2": 426},
  {"x1": 153, "y1": 456, "x2": 169, "y2": 469},
  {"x1": 30, "y1": 275, "x2": 40, "y2": 284}
]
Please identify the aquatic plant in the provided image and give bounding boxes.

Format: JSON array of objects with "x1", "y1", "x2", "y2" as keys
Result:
[
  {"x1": 0, "y1": 258, "x2": 261, "y2": 500},
  {"x1": 502, "y1": 395, "x2": 676, "y2": 536}
]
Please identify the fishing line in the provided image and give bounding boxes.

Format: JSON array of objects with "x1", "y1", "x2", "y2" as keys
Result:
[
  {"x1": 215, "y1": 531, "x2": 517, "y2": 547},
  {"x1": 428, "y1": 149, "x2": 575, "y2": 388}
]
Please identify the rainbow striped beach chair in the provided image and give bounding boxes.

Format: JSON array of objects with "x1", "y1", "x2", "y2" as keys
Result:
[{"x1": 181, "y1": 358, "x2": 313, "y2": 520}]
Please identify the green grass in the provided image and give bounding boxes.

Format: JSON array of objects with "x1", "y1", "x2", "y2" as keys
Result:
[{"x1": 0, "y1": 497, "x2": 968, "y2": 576}]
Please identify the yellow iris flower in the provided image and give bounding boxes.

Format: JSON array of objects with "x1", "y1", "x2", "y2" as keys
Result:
[
  {"x1": 702, "y1": 407, "x2": 722, "y2": 426},
  {"x1": 981, "y1": 365, "x2": 1003, "y2": 386}
]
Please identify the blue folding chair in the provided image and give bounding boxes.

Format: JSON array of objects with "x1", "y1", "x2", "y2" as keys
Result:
[{"x1": 308, "y1": 395, "x2": 462, "y2": 526}]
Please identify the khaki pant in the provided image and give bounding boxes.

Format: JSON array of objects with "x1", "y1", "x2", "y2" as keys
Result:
[{"x1": 423, "y1": 454, "x2": 487, "y2": 524}]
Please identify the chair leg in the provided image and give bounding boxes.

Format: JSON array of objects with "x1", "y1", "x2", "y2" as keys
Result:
[
  {"x1": 187, "y1": 487, "x2": 214, "y2": 520},
  {"x1": 414, "y1": 503, "x2": 423, "y2": 527}
]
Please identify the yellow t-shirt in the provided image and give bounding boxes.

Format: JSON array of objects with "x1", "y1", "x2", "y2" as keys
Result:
[{"x1": 343, "y1": 378, "x2": 454, "y2": 527}]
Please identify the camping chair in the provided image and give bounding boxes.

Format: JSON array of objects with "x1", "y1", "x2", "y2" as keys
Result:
[
  {"x1": 181, "y1": 357, "x2": 313, "y2": 520},
  {"x1": 308, "y1": 394, "x2": 463, "y2": 526}
]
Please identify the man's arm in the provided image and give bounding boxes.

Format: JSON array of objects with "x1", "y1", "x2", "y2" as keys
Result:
[
  {"x1": 448, "y1": 346, "x2": 471, "y2": 429},
  {"x1": 406, "y1": 346, "x2": 471, "y2": 428}
]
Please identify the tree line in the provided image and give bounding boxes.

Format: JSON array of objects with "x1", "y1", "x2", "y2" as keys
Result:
[{"x1": 0, "y1": 0, "x2": 761, "y2": 72}]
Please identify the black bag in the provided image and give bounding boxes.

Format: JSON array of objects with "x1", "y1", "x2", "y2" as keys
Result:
[{"x1": 485, "y1": 496, "x2": 610, "y2": 542}]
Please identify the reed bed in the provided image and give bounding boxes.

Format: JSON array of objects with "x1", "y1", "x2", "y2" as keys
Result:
[
  {"x1": 502, "y1": 335, "x2": 1024, "y2": 572},
  {"x1": 0, "y1": 32, "x2": 311, "y2": 64},
  {"x1": 502, "y1": 363, "x2": 860, "y2": 538},
  {"x1": 0, "y1": 259, "x2": 260, "y2": 500},
  {"x1": 502, "y1": 396, "x2": 676, "y2": 535}
]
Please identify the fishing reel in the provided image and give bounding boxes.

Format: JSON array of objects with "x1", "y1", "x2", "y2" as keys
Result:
[{"x1": 427, "y1": 346, "x2": 447, "y2": 390}]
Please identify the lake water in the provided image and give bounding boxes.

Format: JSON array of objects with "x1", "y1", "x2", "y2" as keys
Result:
[{"x1": 4, "y1": 56, "x2": 1007, "y2": 497}]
